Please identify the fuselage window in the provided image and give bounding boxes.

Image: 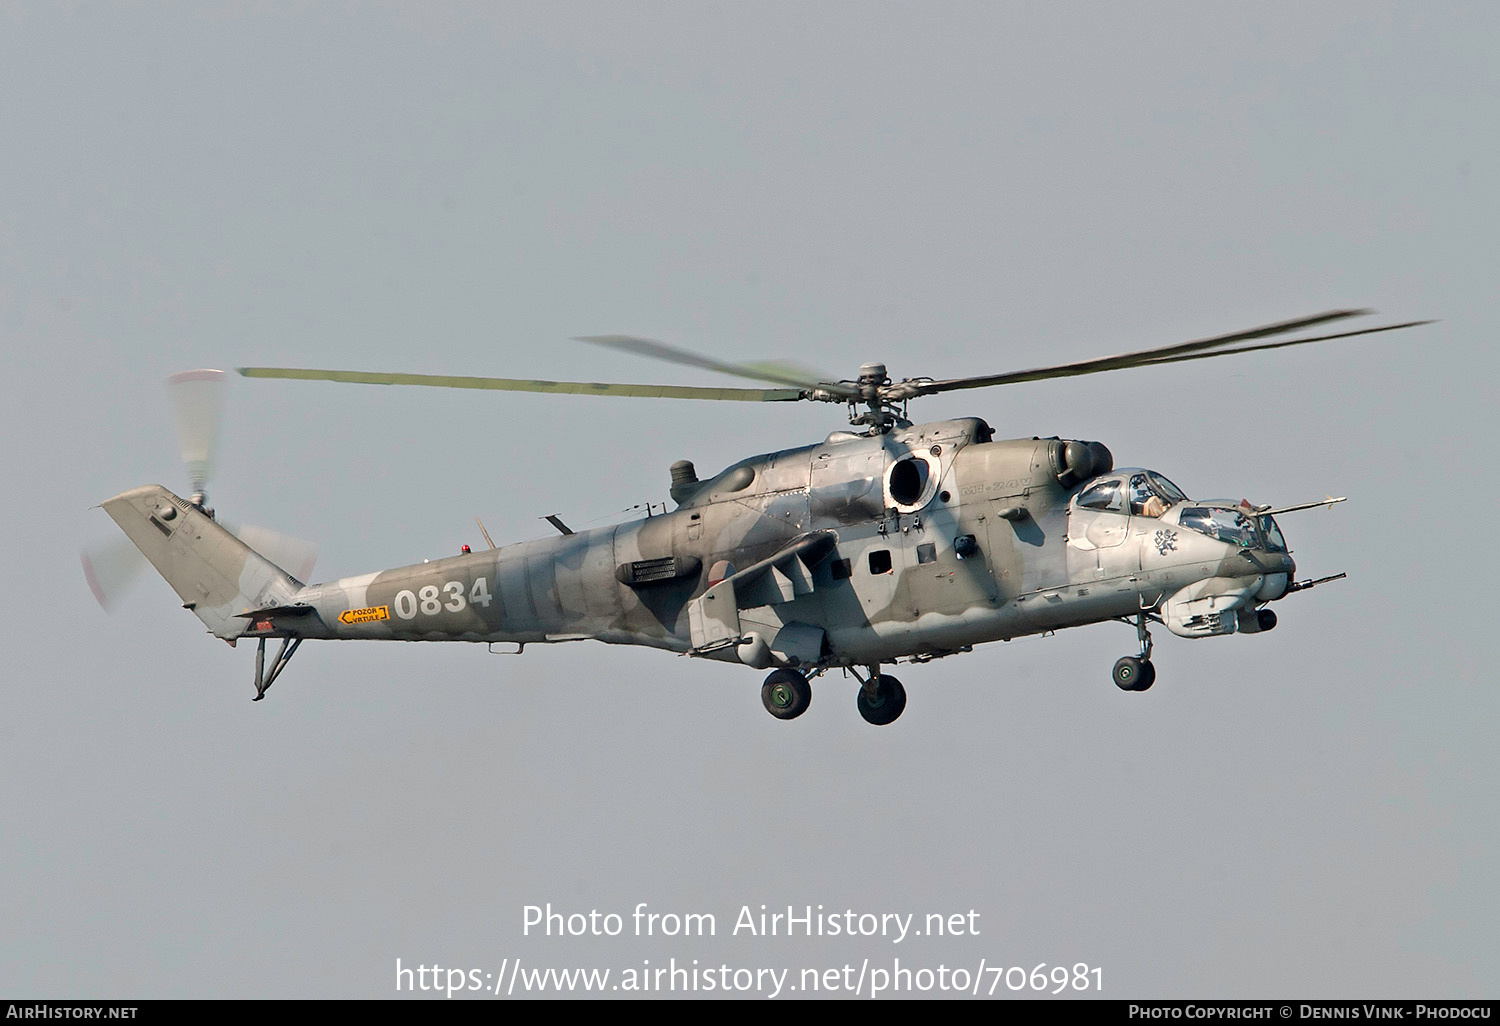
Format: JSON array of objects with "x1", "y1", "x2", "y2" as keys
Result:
[
  {"x1": 869, "y1": 549, "x2": 893, "y2": 575},
  {"x1": 916, "y1": 543, "x2": 937, "y2": 564}
]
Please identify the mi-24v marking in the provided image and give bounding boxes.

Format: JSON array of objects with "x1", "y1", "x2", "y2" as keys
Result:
[{"x1": 93, "y1": 310, "x2": 1425, "y2": 725}]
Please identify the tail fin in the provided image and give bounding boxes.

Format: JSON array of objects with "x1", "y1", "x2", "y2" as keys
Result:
[{"x1": 101, "y1": 485, "x2": 304, "y2": 639}]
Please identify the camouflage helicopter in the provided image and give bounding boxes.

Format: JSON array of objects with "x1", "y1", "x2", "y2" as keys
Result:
[{"x1": 91, "y1": 310, "x2": 1427, "y2": 724}]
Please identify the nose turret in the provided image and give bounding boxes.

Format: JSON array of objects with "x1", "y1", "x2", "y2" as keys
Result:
[{"x1": 1256, "y1": 549, "x2": 1295, "y2": 601}]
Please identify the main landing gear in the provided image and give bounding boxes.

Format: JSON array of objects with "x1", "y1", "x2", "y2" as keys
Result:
[
  {"x1": 1113, "y1": 613, "x2": 1157, "y2": 692},
  {"x1": 759, "y1": 664, "x2": 908, "y2": 725},
  {"x1": 856, "y1": 671, "x2": 906, "y2": 726},
  {"x1": 761, "y1": 668, "x2": 812, "y2": 720},
  {"x1": 850, "y1": 664, "x2": 906, "y2": 726}
]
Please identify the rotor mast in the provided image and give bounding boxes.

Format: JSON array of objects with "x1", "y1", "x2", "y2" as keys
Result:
[
  {"x1": 841, "y1": 362, "x2": 908, "y2": 432},
  {"x1": 800, "y1": 361, "x2": 919, "y2": 433}
]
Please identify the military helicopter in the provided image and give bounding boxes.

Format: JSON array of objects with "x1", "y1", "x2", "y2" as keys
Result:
[{"x1": 93, "y1": 310, "x2": 1428, "y2": 724}]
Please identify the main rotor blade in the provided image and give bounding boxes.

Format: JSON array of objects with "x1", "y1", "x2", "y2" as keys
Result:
[
  {"x1": 236, "y1": 367, "x2": 805, "y2": 402},
  {"x1": 167, "y1": 369, "x2": 227, "y2": 494},
  {"x1": 1130, "y1": 319, "x2": 1435, "y2": 370},
  {"x1": 897, "y1": 309, "x2": 1376, "y2": 398},
  {"x1": 574, "y1": 335, "x2": 855, "y2": 397}
]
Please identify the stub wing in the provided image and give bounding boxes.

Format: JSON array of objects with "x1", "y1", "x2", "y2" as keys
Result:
[{"x1": 688, "y1": 531, "x2": 838, "y2": 651}]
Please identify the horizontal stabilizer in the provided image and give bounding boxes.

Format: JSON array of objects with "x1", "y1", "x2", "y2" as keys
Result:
[
  {"x1": 234, "y1": 603, "x2": 325, "y2": 638},
  {"x1": 233, "y1": 604, "x2": 319, "y2": 618}
]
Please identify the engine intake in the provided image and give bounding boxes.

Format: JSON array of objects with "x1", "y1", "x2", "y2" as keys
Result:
[{"x1": 1048, "y1": 439, "x2": 1113, "y2": 487}]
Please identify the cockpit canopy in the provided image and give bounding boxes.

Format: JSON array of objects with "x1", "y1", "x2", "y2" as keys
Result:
[
  {"x1": 1075, "y1": 469, "x2": 1188, "y2": 517},
  {"x1": 1178, "y1": 506, "x2": 1288, "y2": 552},
  {"x1": 1073, "y1": 468, "x2": 1289, "y2": 553}
]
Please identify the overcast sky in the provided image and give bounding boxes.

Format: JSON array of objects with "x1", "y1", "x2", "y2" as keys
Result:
[{"x1": 2, "y1": 1, "x2": 1495, "y2": 999}]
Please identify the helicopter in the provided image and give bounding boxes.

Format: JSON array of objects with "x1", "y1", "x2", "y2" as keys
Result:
[{"x1": 92, "y1": 309, "x2": 1429, "y2": 725}]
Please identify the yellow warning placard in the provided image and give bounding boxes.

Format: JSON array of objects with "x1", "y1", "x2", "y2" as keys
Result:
[{"x1": 339, "y1": 605, "x2": 390, "y2": 625}]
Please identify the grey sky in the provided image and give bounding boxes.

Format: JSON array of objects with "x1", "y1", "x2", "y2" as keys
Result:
[{"x1": 2, "y1": 1, "x2": 1495, "y2": 998}]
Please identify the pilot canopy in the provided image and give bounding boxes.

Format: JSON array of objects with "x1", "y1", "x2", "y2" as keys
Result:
[{"x1": 1075, "y1": 469, "x2": 1188, "y2": 518}]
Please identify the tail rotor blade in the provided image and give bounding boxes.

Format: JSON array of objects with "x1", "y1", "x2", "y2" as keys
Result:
[
  {"x1": 167, "y1": 369, "x2": 227, "y2": 495},
  {"x1": 80, "y1": 536, "x2": 148, "y2": 611},
  {"x1": 223, "y1": 521, "x2": 319, "y2": 583}
]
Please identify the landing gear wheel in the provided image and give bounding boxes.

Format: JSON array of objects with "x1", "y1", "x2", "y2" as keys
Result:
[
  {"x1": 857, "y1": 674, "x2": 907, "y2": 725},
  {"x1": 1134, "y1": 660, "x2": 1156, "y2": 691},
  {"x1": 1113, "y1": 656, "x2": 1155, "y2": 691},
  {"x1": 761, "y1": 669, "x2": 811, "y2": 720}
]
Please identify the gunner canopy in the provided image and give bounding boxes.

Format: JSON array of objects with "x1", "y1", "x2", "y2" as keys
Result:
[{"x1": 1178, "y1": 506, "x2": 1288, "y2": 552}]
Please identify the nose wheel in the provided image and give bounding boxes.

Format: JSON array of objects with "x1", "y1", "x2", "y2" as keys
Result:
[
  {"x1": 1113, "y1": 613, "x2": 1157, "y2": 691},
  {"x1": 1112, "y1": 656, "x2": 1155, "y2": 691}
]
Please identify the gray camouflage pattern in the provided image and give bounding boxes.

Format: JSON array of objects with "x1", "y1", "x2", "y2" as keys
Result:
[{"x1": 102, "y1": 416, "x2": 1298, "y2": 674}]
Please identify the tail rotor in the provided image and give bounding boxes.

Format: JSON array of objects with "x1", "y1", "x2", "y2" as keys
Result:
[
  {"x1": 83, "y1": 369, "x2": 318, "y2": 611},
  {"x1": 167, "y1": 368, "x2": 227, "y2": 514}
]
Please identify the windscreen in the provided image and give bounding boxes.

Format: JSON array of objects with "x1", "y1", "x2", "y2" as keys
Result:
[
  {"x1": 1179, "y1": 507, "x2": 1259, "y2": 548},
  {"x1": 1259, "y1": 515, "x2": 1288, "y2": 553},
  {"x1": 1147, "y1": 472, "x2": 1188, "y2": 504}
]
